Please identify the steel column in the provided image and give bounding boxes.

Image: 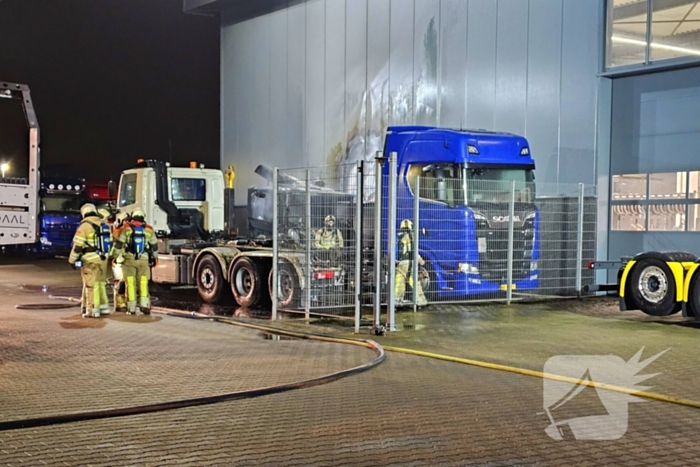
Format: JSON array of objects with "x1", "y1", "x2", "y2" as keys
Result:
[
  {"x1": 506, "y1": 180, "x2": 515, "y2": 304},
  {"x1": 576, "y1": 182, "x2": 585, "y2": 296},
  {"x1": 373, "y1": 154, "x2": 383, "y2": 329},
  {"x1": 387, "y1": 151, "x2": 398, "y2": 331},
  {"x1": 272, "y1": 167, "x2": 279, "y2": 321},
  {"x1": 355, "y1": 161, "x2": 363, "y2": 333}
]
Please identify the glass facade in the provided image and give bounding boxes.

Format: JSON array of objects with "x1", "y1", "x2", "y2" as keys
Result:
[
  {"x1": 611, "y1": 170, "x2": 700, "y2": 231},
  {"x1": 607, "y1": 0, "x2": 700, "y2": 69}
]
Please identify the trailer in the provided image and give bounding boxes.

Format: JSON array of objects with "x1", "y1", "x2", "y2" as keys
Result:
[
  {"x1": 115, "y1": 126, "x2": 540, "y2": 310},
  {"x1": 0, "y1": 82, "x2": 40, "y2": 247},
  {"x1": 587, "y1": 251, "x2": 700, "y2": 318}
]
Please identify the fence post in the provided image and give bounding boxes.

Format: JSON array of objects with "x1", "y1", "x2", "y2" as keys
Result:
[
  {"x1": 272, "y1": 167, "x2": 279, "y2": 321},
  {"x1": 506, "y1": 179, "x2": 515, "y2": 304},
  {"x1": 387, "y1": 151, "x2": 398, "y2": 332},
  {"x1": 355, "y1": 161, "x2": 363, "y2": 333},
  {"x1": 373, "y1": 154, "x2": 383, "y2": 329},
  {"x1": 305, "y1": 169, "x2": 311, "y2": 320},
  {"x1": 413, "y1": 176, "x2": 420, "y2": 312},
  {"x1": 576, "y1": 182, "x2": 585, "y2": 296}
]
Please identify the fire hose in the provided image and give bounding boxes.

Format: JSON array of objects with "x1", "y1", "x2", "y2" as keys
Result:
[{"x1": 0, "y1": 304, "x2": 385, "y2": 432}]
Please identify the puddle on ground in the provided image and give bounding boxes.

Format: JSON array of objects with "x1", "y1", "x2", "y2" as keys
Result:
[
  {"x1": 106, "y1": 314, "x2": 162, "y2": 324},
  {"x1": 60, "y1": 314, "x2": 107, "y2": 329},
  {"x1": 20, "y1": 284, "x2": 82, "y2": 295}
]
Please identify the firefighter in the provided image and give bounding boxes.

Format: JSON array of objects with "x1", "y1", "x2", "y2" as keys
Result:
[
  {"x1": 314, "y1": 214, "x2": 343, "y2": 250},
  {"x1": 111, "y1": 212, "x2": 130, "y2": 311},
  {"x1": 395, "y1": 219, "x2": 428, "y2": 307},
  {"x1": 114, "y1": 209, "x2": 158, "y2": 315},
  {"x1": 68, "y1": 203, "x2": 111, "y2": 318},
  {"x1": 95, "y1": 208, "x2": 115, "y2": 314}
]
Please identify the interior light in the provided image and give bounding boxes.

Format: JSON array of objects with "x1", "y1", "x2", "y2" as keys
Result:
[{"x1": 611, "y1": 35, "x2": 700, "y2": 57}]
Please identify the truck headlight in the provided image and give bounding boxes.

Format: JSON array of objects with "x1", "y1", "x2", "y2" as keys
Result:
[
  {"x1": 458, "y1": 263, "x2": 479, "y2": 274},
  {"x1": 40, "y1": 236, "x2": 52, "y2": 246},
  {"x1": 473, "y1": 212, "x2": 487, "y2": 221}
]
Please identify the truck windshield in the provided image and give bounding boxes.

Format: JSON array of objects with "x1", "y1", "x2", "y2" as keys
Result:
[
  {"x1": 41, "y1": 195, "x2": 83, "y2": 213},
  {"x1": 409, "y1": 163, "x2": 535, "y2": 206},
  {"x1": 465, "y1": 167, "x2": 535, "y2": 204}
]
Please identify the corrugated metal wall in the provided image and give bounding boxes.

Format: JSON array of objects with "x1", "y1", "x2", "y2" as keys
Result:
[{"x1": 221, "y1": 0, "x2": 603, "y2": 204}]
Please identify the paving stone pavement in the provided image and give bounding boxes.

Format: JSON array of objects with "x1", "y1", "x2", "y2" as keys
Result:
[{"x1": 1, "y1": 259, "x2": 700, "y2": 465}]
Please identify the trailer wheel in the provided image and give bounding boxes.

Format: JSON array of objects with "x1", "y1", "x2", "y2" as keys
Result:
[
  {"x1": 686, "y1": 270, "x2": 700, "y2": 320},
  {"x1": 231, "y1": 257, "x2": 264, "y2": 308},
  {"x1": 629, "y1": 258, "x2": 677, "y2": 316},
  {"x1": 196, "y1": 255, "x2": 226, "y2": 304},
  {"x1": 268, "y1": 264, "x2": 299, "y2": 309}
]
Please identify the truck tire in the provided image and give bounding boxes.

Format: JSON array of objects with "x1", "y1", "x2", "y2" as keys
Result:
[
  {"x1": 196, "y1": 255, "x2": 226, "y2": 304},
  {"x1": 629, "y1": 258, "x2": 677, "y2": 316},
  {"x1": 686, "y1": 269, "x2": 700, "y2": 320},
  {"x1": 231, "y1": 257, "x2": 265, "y2": 308},
  {"x1": 268, "y1": 264, "x2": 299, "y2": 309}
]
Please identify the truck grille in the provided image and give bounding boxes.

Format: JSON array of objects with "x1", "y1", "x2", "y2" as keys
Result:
[{"x1": 476, "y1": 227, "x2": 532, "y2": 282}]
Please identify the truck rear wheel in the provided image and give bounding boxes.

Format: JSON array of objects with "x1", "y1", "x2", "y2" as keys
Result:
[
  {"x1": 687, "y1": 270, "x2": 700, "y2": 320},
  {"x1": 196, "y1": 255, "x2": 226, "y2": 304},
  {"x1": 231, "y1": 257, "x2": 265, "y2": 308},
  {"x1": 269, "y1": 264, "x2": 299, "y2": 309},
  {"x1": 629, "y1": 258, "x2": 677, "y2": 316}
]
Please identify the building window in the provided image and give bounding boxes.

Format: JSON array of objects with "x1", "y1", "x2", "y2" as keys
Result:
[
  {"x1": 612, "y1": 174, "x2": 647, "y2": 200},
  {"x1": 611, "y1": 204, "x2": 647, "y2": 231},
  {"x1": 648, "y1": 203, "x2": 686, "y2": 231},
  {"x1": 606, "y1": 0, "x2": 700, "y2": 70},
  {"x1": 611, "y1": 170, "x2": 700, "y2": 232},
  {"x1": 649, "y1": 171, "x2": 686, "y2": 200}
]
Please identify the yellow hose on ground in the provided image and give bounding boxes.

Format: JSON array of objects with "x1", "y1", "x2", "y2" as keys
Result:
[
  {"x1": 148, "y1": 306, "x2": 700, "y2": 410},
  {"x1": 382, "y1": 345, "x2": 700, "y2": 409}
]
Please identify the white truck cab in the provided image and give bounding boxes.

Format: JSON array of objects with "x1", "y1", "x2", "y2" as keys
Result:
[{"x1": 117, "y1": 162, "x2": 225, "y2": 236}]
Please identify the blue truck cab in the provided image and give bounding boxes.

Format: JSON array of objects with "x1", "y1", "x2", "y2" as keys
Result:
[
  {"x1": 382, "y1": 126, "x2": 539, "y2": 299},
  {"x1": 36, "y1": 177, "x2": 87, "y2": 255}
]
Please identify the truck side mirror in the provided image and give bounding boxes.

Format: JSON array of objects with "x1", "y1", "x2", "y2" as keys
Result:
[{"x1": 108, "y1": 180, "x2": 116, "y2": 199}]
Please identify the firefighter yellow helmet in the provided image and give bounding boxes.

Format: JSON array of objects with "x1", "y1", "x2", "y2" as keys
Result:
[
  {"x1": 400, "y1": 219, "x2": 413, "y2": 230},
  {"x1": 80, "y1": 203, "x2": 97, "y2": 219},
  {"x1": 97, "y1": 208, "x2": 111, "y2": 219},
  {"x1": 116, "y1": 211, "x2": 129, "y2": 225},
  {"x1": 325, "y1": 214, "x2": 336, "y2": 223},
  {"x1": 131, "y1": 208, "x2": 145, "y2": 221}
]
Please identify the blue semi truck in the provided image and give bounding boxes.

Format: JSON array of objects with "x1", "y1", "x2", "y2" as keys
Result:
[
  {"x1": 35, "y1": 177, "x2": 87, "y2": 255},
  {"x1": 383, "y1": 126, "x2": 539, "y2": 299}
]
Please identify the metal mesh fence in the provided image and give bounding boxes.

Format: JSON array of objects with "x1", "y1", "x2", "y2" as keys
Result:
[
  {"x1": 271, "y1": 164, "x2": 361, "y2": 325},
  {"x1": 271, "y1": 159, "x2": 598, "y2": 331}
]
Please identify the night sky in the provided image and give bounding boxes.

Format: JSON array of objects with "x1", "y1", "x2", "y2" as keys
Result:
[{"x1": 0, "y1": 0, "x2": 220, "y2": 183}]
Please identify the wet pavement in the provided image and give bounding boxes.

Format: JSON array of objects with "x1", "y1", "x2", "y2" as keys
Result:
[{"x1": 1, "y1": 258, "x2": 700, "y2": 465}]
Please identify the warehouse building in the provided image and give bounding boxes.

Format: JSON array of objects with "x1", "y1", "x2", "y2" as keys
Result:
[{"x1": 185, "y1": 0, "x2": 700, "y2": 262}]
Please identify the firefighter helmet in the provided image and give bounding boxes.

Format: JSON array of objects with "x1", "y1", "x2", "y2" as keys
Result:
[
  {"x1": 131, "y1": 208, "x2": 145, "y2": 221},
  {"x1": 97, "y1": 208, "x2": 111, "y2": 220},
  {"x1": 325, "y1": 214, "x2": 336, "y2": 223},
  {"x1": 116, "y1": 211, "x2": 129, "y2": 225},
  {"x1": 400, "y1": 219, "x2": 413, "y2": 230},
  {"x1": 80, "y1": 203, "x2": 97, "y2": 219}
]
